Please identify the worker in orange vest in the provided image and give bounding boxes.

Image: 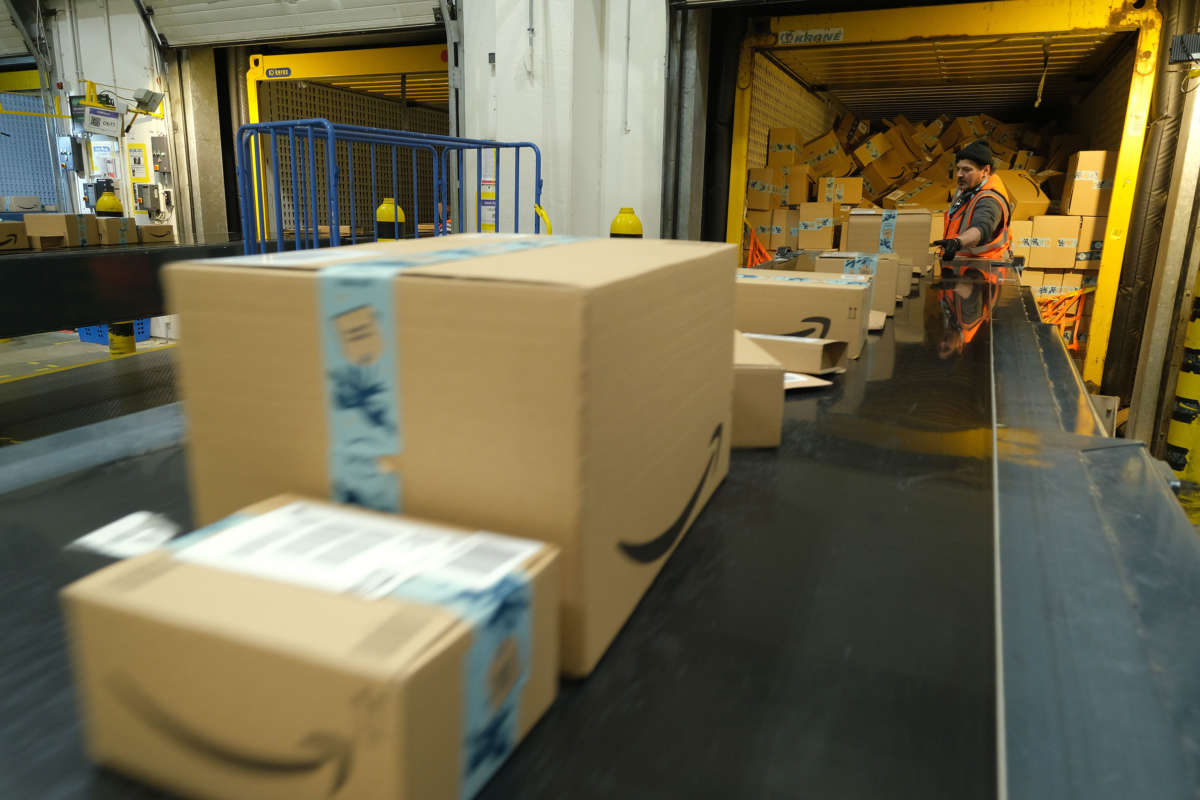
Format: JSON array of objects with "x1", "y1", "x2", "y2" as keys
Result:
[{"x1": 935, "y1": 140, "x2": 1012, "y2": 263}]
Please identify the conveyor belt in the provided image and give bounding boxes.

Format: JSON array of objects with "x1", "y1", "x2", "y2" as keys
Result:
[{"x1": 0, "y1": 274, "x2": 1196, "y2": 799}]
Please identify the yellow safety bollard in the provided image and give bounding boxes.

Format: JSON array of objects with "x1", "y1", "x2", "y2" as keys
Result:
[
  {"x1": 610, "y1": 207, "x2": 643, "y2": 238},
  {"x1": 376, "y1": 198, "x2": 406, "y2": 241},
  {"x1": 108, "y1": 321, "x2": 136, "y2": 357}
]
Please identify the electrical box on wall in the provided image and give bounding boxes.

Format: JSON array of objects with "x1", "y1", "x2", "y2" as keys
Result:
[
  {"x1": 135, "y1": 183, "x2": 161, "y2": 214},
  {"x1": 151, "y1": 135, "x2": 170, "y2": 175},
  {"x1": 57, "y1": 136, "x2": 84, "y2": 176}
]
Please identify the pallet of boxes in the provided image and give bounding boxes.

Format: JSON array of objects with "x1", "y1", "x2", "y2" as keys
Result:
[{"x1": 743, "y1": 112, "x2": 1107, "y2": 371}]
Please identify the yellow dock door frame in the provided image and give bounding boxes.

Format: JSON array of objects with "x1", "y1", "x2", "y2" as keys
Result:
[{"x1": 727, "y1": 0, "x2": 1162, "y2": 385}]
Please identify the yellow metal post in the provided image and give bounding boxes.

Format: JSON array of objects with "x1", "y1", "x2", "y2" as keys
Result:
[
  {"x1": 1084, "y1": 6, "x2": 1161, "y2": 385},
  {"x1": 725, "y1": 42, "x2": 757, "y2": 244}
]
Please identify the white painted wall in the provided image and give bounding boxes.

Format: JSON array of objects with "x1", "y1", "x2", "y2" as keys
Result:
[
  {"x1": 462, "y1": 0, "x2": 667, "y2": 238},
  {"x1": 44, "y1": 0, "x2": 175, "y2": 230}
]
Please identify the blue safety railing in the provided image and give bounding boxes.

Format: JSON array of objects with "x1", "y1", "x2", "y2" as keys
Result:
[{"x1": 236, "y1": 119, "x2": 545, "y2": 255}]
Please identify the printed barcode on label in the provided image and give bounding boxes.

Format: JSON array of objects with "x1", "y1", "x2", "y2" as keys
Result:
[
  {"x1": 446, "y1": 541, "x2": 525, "y2": 576},
  {"x1": 429, "y1": 534, "x2": 544, "y2": 589}
]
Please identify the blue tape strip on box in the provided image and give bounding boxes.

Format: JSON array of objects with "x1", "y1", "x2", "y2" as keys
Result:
[{"x1": 878, "y1": 210, "x2": 898, "y2": 254}]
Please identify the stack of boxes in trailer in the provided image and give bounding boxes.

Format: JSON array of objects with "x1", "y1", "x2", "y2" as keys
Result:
[{"x1": 744, "y1": 112, "x2": 1115, "y2": 364}]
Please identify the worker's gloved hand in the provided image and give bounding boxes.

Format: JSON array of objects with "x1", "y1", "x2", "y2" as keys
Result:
[{"x1": 933, "y1": 238, "x2": 963, "y2": 260}]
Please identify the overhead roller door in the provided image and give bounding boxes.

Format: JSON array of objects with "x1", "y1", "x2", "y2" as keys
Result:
[{"x1": 147, "y1": 0, "x2": 436, "y2": 47}]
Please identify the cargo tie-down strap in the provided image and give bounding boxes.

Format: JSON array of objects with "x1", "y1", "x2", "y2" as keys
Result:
[
  {"x1": 878, "y1": 210, "x2": 898, "y2": 254},
  {"x1": 317, "y1": 236, "x2": 581, "y2": 513},
  {"x1": 172, "y1": 500, "x2": 537, "y2": 799}
]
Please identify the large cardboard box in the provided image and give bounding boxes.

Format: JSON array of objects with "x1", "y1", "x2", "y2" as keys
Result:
[
  {"x1": 1020, "y1": 268, "x2": 1044, "y2": 288},
  {"x1": 1076, "y1": 215, "x2": 1106, "y2": 268},
  {"x1": 746, "y1": 210, "x2": 772, "y2": 247},
  {"x1": 852, "y1": 132, "x2": 892, "y2": 168},
  {"x1": 802, "y1": 131, "x2": 854, "y2": 178},
  {"x1": 814, "y1": 251, "x2": 900, "y2": 315},
  {"x1": 844, "y1": 209, "x2": 932, "y2": 269},
  {"x1": 743, "y1": 333, "x2": 848, "y2": 375},
  {"x1": 780, "y1": 165, "x2": 811, "y2": 205},
  {"x1": 746, "y1": 168, "x2": 782, "y2": 211},
  {"x1": 0, "y1": 221, "x2": 28, "y2": 251},
  {"x1": 62, "y1": 495, "x2": 560, "y2": 800},
  {"x1": 732, "y1": 332, "x2": 784, "y2": 449},
  {"x1": 769, "y1": 208, "x2": 792, "y2": 250},
  {"x1": 918, "y1": 149, "x2": 957, "y2": 183},
  {"x1": 165, "y1": 235, "x2": 735, "y2": 676},
  {"x1": 790, "y1": 202, "x2": 837, "y2": 250},
  {"x1": 819, "y1": 177, "x2": 863, "y2": 204},
  {"x1": 1010, "y1": 219, "x2": 1034, "y2": 264},
  {"x1": 860, "y1": 162, "x2": 897, "y2": 201},
  {"x1": 735, "y1": 269, "x2": 871, "y2": 358},
  {"x1": 768, "y1": 128, "x2": 801, "y2": 167},
  {"x1": 994, "y1": 170, "x2": 1050, "y2": 221},
  {"x1": 1029, "y1": 215, "x2": 1081, "y2": 269},
  {"x1": 939, "y1": 116, "x2": 987, "y2": 150},
  {"x1": 1063, "y1": 151, "x2": 1116, "y2": 216},
  {"x1": 97, "y1": 217, "x2": 138, "y2": 246},
  {"x1": 24, "y1": 213, "x2": 100, "y2": 249}
]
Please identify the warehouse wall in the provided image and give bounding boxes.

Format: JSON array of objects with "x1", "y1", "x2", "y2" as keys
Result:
[
  {"x1": 461, "y1": 0, "x2": 668, "y2": 237},
  {"x1": 746, "y1": 54, "x2": 838, "y2": 170},
  {"x1": 44, "y1": 0, "x2": 173, "y2": 227},
  {"x1": 1074, "y1": 44, "x2": 1135, "y2": 152}
]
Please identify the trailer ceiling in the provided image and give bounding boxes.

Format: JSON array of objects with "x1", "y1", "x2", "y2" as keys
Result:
[{"x1": 767, "y1": 29, "x2": 1133, "y2": 120}]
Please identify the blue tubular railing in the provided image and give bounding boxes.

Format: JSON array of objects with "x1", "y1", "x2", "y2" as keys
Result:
[{"x1": 236, "y1": 119, "x2": 545, "y2": 255}]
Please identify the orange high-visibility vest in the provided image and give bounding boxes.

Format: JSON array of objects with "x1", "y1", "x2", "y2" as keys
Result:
[{"x1": 944, "y1": 173, "x2": 1011, "y2": 260}]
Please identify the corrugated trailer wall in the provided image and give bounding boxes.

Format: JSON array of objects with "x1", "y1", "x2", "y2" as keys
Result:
[
  {"x1": 258, "y1": 80, "x2": 448, "y2": 234},
  {"x1": 746, "y1": 54, "x2": 839, "y2": 170},
  {"x1": 1074, "y1": 44, "x2": 1136, "y2": 151}
]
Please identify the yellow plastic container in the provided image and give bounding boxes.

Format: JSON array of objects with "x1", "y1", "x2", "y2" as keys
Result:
[
  {"x1": 95, "y1": 191, "x2": 124, "y2": 217},
  {"x1": 376, "y1": 197, "x2": 406, "y2": 240}
]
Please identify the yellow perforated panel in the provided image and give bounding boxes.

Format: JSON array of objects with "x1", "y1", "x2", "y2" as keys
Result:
[{"x1": 747, "y1": 53, "x2": 838, "y2": 168}]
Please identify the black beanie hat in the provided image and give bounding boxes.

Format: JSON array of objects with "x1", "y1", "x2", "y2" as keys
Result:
[{"x1": 956, "y1": 139, "x2": 993, "y2": 169}]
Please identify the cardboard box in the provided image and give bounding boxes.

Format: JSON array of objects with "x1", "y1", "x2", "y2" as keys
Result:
[
  {"x1": 939, "y1": 116, "x2": 987, "y2": 150},
  {"x1": 768, "y1": 128, "x2": 800, "y2": 167},
  {"x1": 789, "y1": 202, "x2": 837, "y2": 250},
  {"x1": 1040, "y1": 269, "x2": 1065, "y2": 288},
  {"x1": 853, "y1": 132, "x2": 892, "y2": 168},
  {"x1": 732, "y1": 332, "x2": 784, "y2": 449},
  {"x1": 743, "y1": 333, "x2": 847, "y2": 375},
  {"x1": 769, "y1": 208, "x2": 792, "y2": 251},
  {"x1": 994, "y1": 170, "x2": 1050, "y2": 221},
  {"x1": 845, "y1": 209, "x2": 932, "y2": 269},
  {"x1": 819, "y1": 177, "x2": 863, "y2": 204},
  {"x1": 860, "y1": 163, "x2": 895, "y2": 201},
  {"x1": 1020, "y1": 268, "x2": 1044, "y2": 287},
  {"x1": 780, "y1": 165, "x2": 811, "y2": 205},
  {"x1": 1063, "y1": 151, "x2": 1116, "y2": 216},
  {"x1": 746, "y1": 168, "x2": 782, "y2": 211},
  {"x1": 24, "y1": 213, "x2": 100, "y2": 249},
  {"x1": 62, "y1": 495, "x2": 560, "y2": 800},
  {"x1": 1010, "y1": 219, "x2": 1034, "y2": 264},
  {"x1": 1075, "y1": 215, "x2": 1105, "y2": 268},
  {"x1": 814, "y1": 251, "x2": 900, "y2": 315},
  {"x1": 139, "y1": 224, "x2": 176, "y2": 245},
  {"x1": 1011, "y1": 150, "x2": 1033, "y2": 171},
  {"x1": 918, "y1": 149, "x2": 957, "y2": 184},
  {"x1": 4, "y1": 195, "x2": 41, "y2": 212},
  {"x1": 746, "y1": 210, "x2": 772, "y2": 246},
  {"x1": 165, "y1": 235, "x2": 735, "y2": 676},
  {"x1": 0, "y1": 221, "x2": 28, "y2": 251},
  {"x1": 1061, "y1": 271, "x2": 1084, "y2": 290},
  {"x1": 735, "y1": 269, "x2": 871, "y2": 358},
  {"x1": 1029, "y1": 215, "x2": 1082, "y2": 269},
  {"x1": 802, "y1": 131, "x2": 855, "y2": 178},
  {"x1": 97, "y1": 217, "x2": 138, "y2": 246}
]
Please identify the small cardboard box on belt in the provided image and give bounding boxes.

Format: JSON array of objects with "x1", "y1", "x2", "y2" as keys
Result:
[
  {"x1": 1063, "y1": 151, "x2": 1116, "y2": 216},
  {"x1": 139, "y1": 224, "x2": 176, "y2": 245},
  {"x1": 3, "y1": 195, "x2": 42, "y2": 212},
  {"x1": 1075, "y1": 215, "x2": 1106, "y2": 268},
  {"x1": 97, "y1": 217, "x2": 138, "y2": 246},
  {"x1": 165, "y1": 234, "x2": 735, "y2": 676},
  {"x1": 732, "y1": 332, "x2": 784, "y2": 449},
  {"x1": 24, "y1": 213, "x2": 100, "y2": 249},
  {"x1": 767, "y1": 127, "x2": 800, "y2": 168},
  {"x1": 0, "y1": 221, "x2": 29, "y2": 251},
  {"x1": 788, "y1": 202, "x2": 837, "y2": 250},
  {"x1": 819, "y1": 177, "x2": 863, "y2": 205},
  {"x1": 814, "y1": 251, "x2": 899, "y2": 316},
  {"x1": 735, "y1": 268, "x2": 871, "y2": 359},
  {"x1": 993, "y1": 170, "x2": 1050, "y2": 221},
  {"x1": 844, "y1": 208, "x2": 932, "y2": 269},
  {"x1": 1029, "y1": 215, "x2": 1081, "y2": 270},
  {"x1": 743, "y1": 333, "x2": 848, "y2": 376},
  {"x1": 61, "y1": 495, "x2": 560, "y2": 800},
  {"x1": 746, "y1": 167, "x2": 782, "y2": 211}
]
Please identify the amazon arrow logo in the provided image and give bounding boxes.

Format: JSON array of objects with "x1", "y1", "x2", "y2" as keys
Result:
[
  {"x1": 787, "y1": 316, "x2": 831, "y2": 339},
  {"x1": 109, "y1": 674, "x2": 353, "y2": 795},
  {"x1": 0, "y1": 234, "x2": 16, "y2": 247},
  {"x1": 618, "y1": 423, "x2": 723, "y2": 563}
]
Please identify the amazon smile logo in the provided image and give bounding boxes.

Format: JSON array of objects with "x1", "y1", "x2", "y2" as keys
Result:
[
  {"x1": 109, "y1": 674, "x2": 353, "y2": 795},
  {"x1": 0, "y1": 234, "x2": 16, "y2": 247},
  {"x1": 617, "y1": 423, "x2": 723, "y2": 563},
  {"x1": 788, "y1": 316, "x2": 831, "y2": 339}
]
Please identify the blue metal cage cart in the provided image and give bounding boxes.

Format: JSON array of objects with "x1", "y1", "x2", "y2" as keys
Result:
[{"x1": 236, "y1": 119, "x2": 545, "y2": 255}]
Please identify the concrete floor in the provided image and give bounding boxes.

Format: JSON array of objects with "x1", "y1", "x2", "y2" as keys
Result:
[{"x1": 0, "y1": 332, "x2": 172, "y2": 382}]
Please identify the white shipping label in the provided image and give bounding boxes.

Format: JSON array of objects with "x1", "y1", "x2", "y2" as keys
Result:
[
  {"x1": 69, "y1": 512, "x2": 181, "y2": 559},
  {"x1": 176, "y1": 501, "x2": 542, "y2": 597}
]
